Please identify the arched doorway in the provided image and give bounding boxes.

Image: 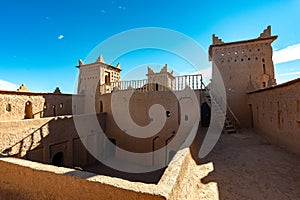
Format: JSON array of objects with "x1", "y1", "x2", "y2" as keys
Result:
[
  {"x1": 25, "y1": 101, "x2": 33, "y2": 119},
  {"x1": 52, "y1": 152, "x2": 64, "y2": 167},
  {"x1": 201, "y1": 102, "x2": 211, "y2": 127}
]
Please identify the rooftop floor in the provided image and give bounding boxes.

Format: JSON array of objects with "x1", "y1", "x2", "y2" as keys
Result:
[{"x1": 187, "y1": 128, "x2": 300, "y2": 199}]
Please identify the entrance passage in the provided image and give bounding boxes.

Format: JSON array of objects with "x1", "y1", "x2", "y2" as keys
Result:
[
  {"x1": 201, "y1": 102, "x2": 211, "y2": 127},
  {"x1": 25, "y1": 101, "x2": 33, "y2": 119},
  {"x1": 52, "y1": 152, "x2": 64, "y2": 167},
  {"x1": 100, "y1": 101, "x2": 103, "y2": 112},
  {"x1": 53, "y1": 105, "x2": 57, "y2": 116}
]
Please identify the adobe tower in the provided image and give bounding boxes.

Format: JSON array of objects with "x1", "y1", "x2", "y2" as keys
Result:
[
  {"x1": 209, "y1": 26, "x2": 277, "y2": 127},
  {"x1": 76, "y1": 56, "x2": 121, "y2": 113}
]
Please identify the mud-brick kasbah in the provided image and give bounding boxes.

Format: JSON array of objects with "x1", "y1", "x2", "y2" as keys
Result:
[{"x1": 0, "y1": 26, "x2": 299, "y2": 199}]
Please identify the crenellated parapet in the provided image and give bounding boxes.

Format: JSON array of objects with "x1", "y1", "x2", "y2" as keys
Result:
[
  {"x1": 259, "y1": 25, "x2": 271, "y2": 38},
  {"x1": 147, "y1": 66, "x2": 155, "y2": 75},
  {"x1": 212, "y1": 34, "x2": 224, "y2": 45},
  {"x1": 17, "y1": 84, "x2": 29, "y2": 92}
]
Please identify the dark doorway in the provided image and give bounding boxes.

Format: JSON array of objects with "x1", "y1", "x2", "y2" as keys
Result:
[
  {"x1": 201, "y1": 102, "x2": 211, "y2": 127},
  {"x1": 155, "y1": 83, "x2": 159, "y2": 91},
  {"x1": 100, "y1": 101, "x2": 103, "y2": 112},
  {"x1": 105, "y1": 72, "x2": 110, "y2": 84},
  {"x1": 52, "y1": 152, "x2": 64, "y2": 167},
  {"x1": 53, "y1": 105, "x2": 56, "y2": 116},
  {"x1": 25, "y1": 101, "x2": 33, "y2": 119}
]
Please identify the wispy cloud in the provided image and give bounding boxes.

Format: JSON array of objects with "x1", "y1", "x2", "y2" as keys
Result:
[
  {"x1": 118, "y1": 6, "x2": 126, "y2": 10},
  {"x1": 273, "y1": 43, "x2": 300, "y2": 64},
  {"x1": 58, "y1": 34, "x2": 64, "y2": 40},
  {"x1": 100, "y1": 9, "x2": 106, "y2": 14},
  {"x1": 277, "y1": 71, "x2": 300, "y2": 77},
  {"x1": 0, "y1": 80, "x2": 18, "y2": 91}
]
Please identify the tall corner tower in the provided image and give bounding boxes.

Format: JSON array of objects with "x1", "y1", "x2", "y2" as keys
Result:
[
  {"x1": 209, "y1": 26, "x2": 277, "y2": 127},
  {"x1": 76, "y1": 55, "x2": 121, "y2": 113}
]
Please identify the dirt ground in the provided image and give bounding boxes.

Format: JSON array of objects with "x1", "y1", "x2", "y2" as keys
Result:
[
  {"x1": 84, "y1": 128, "x2": 300, "y2": 199},
  {"x1": 187, "y1": 128, "x2": 300, "y2": 200}
]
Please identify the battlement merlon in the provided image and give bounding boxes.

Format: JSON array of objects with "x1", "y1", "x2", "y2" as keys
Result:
[
  {"x1": 259, "y1": 25, "x2": 271, "y2": 38},
  {"x1": 76, "y1": 56, "x2": 121, "y2": 72},
  {"x1": 147, "y1": 64, "x2": 175, "y2": 79},
  {"x1": 212, "y1": 34, "x2": 224, "y2": 45}
]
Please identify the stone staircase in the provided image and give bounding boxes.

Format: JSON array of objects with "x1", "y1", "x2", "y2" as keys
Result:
[{"x1": 204, "y1": 90, "x2": 238, "y2": 134}]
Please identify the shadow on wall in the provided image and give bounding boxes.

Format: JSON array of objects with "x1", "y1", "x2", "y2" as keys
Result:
[
  {"x1": 1, "y1": 113, "x2": 165, "y2": 184},
  {"x1": 1, "y1": 114, "x2": 105, "y2": 168}
]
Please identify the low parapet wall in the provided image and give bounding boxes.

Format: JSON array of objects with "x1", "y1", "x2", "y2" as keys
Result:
[
  {"x1": 0, "y1": 156, "x2": 165, "y2": 200},
  {"x1": 0, "y1": 147, "x2": 193, "y2": 199}
]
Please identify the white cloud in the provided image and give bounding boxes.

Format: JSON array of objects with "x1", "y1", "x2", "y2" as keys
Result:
[
  {"x1": 198, "y1": 67, "x2": 212, "y2": 80},
  {"x1": 118, "y1": 6, "x2": 126, "y2": 10},
  {"x1": 277, "y1": 71, "x2": 300, "y2": 77},
  {"x1": 58, "y1": 35, "x2": 64, "y2": 40},
  {"x1": 100, "y1": 9, "x2": 106, "y2": 13},
  {"x1": 273, "y1": 43, "x2": 300, "y2": 64},
  {"x1": 0, "y1": 80, "x2": 18, "y2": 91}
]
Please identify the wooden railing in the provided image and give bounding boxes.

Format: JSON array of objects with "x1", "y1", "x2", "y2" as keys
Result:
[{"x1": 99, "y1": 74, "x2": 203, "y2": 93}]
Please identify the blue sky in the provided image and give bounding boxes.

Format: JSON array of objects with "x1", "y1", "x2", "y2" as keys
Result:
[{"x1": 0, "y1": 0, "x2": 300, "y2": 93}]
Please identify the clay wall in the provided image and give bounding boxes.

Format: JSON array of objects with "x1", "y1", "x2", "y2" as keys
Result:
[
  {"x1": 0, "y1": 114, "x2": 106, "y2": 168},
  {"x1": 211, "y1": 39, "x2": 276, "y2": 127},
  {"x1": 96, "y1": 90, "x2": 200, "y2": 166},
  {"x1": 0, "y1": 144, "x2": 194, "y2": 199},
  {"x1": 0, "y1": 91, "x2": 73, "y2": 121},
  {"x1": 0, "y1": 157, "x2": 166, "y2": 200},
  {"x1": 248, "y1": 79, "x2": 300, "y2": 155},
  {"x1": 209, "y1": 27, "x2": 277, "y2": 128}
]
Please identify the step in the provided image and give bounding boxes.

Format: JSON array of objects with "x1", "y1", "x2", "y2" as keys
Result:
[
  {"x1": 226, "y1": 128, "x2": 237, "y2": 134},
  {"x1": 225, "y1": 124, "x2": 235, "y2": 129}
]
